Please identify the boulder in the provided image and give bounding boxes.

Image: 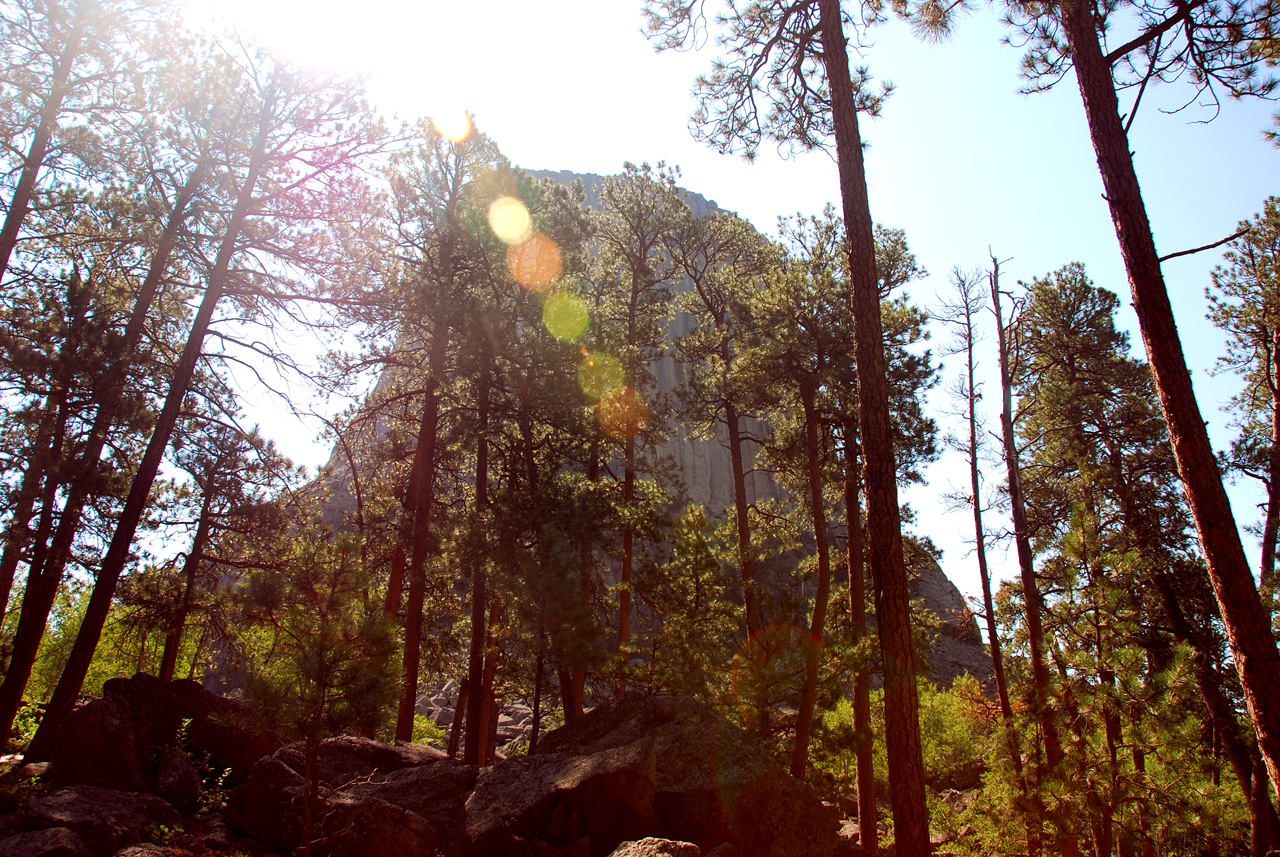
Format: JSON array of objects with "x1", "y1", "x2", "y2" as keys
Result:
[
  {"x1": 25, "y1": 786, "x2": 180, "y2": 857},
  {"x1": 343, "y1": 760, "x2": 476, "y2": 853},
  {"x1": 609, "y1": 839, "x2": 700, "y2": 857},
  {"x1": 0, "y1": 827, "x2": 92, "y2": 857},
  {"x1": 48, "y1": 674, "x2": 284, "y2": 802},
  {"x1": 466, "y1": 742, "x2": 657, "y2": 857},
  {"x1": 152, "y1": 747, "x2": 201, "y2": 818},
  {"x1": 227, "y1": 738, "x2": 475, "y2": 857},
  {"x1": 535, "y1": 694, "x2": 837, "y2": 857},
  {"x1": 111, "y1": 847, "x2": 195, "y2": 857},
  {"x1": 224, "y1": 755, "x2": 306, "y2": 849},
  {"x1": 49, "y1": 697, "x2": 144, "y2": 793},
  {"x1": 272, "y1": 736, "x2": 446, "y2": 789}
]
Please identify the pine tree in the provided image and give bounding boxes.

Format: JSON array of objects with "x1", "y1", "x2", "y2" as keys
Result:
[
  {"x1": 1208, "y1": 198, "x2": 1280, "y2": 613},
  {"x1": 644, "y1": 1, "x2": 929, "y2": 843}
]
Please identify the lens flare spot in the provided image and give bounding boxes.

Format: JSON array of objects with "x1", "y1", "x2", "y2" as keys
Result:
[
  {"x1": 543, "y1": 293, "x2": 589, "y2": 342},
  {"x1": 597, "y1": 386, "x2": 649, "y2": 441},
  {"x1": 489, "y1": 196, "x2": 532, "y2": 245},
  {"x1": 430, "y1": 109, "x2": 471, "y2": 142},
  {"x1": 578, "y1": 352, "x2": 623, "y2": 400},
  {"x1": 507, "y1": 233, "x2": 563, "y2": 291}
]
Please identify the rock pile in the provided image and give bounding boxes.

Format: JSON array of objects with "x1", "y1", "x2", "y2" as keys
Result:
[{"x1": 0, "y1": 677, "x2": 840, "y2": 857}]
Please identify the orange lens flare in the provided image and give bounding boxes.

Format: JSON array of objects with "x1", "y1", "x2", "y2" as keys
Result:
[
  {"x1": 507, "y1": 232, "x2": 562, "y2": 291},
  {"x1": 596, "y1": 386, "x2": 649, "y2": 441}
]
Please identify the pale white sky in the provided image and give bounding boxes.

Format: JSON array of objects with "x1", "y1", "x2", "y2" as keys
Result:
[{"x1": 190, "y1": 0, "x2": 1280, "y2": 603}]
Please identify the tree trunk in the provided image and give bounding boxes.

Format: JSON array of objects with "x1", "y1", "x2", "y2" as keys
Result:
[
  {"x1": 815, "y1": 0, "x2": 929, "y2": 848},
  {"x1": 617, "y1": 432, "x2": 635, "y2": 694},
  {"x1": 1062, "y1": 0, "x2": 1280, "y2": 796},
  {"x1": 530, "y1": 646, "x2": 544, "y2": 754},
  {"x1": 448, "y1": 681, "x2": 468, "y2": 758},
  {"x1": 0, "y1": 402, "x2": 57, "y2": 620},
  {"x1": 1259, "y1": 324, "x2": 1280, "y2": 615},
  {"x1": 843, "y1": 431, "x2": 877, "y2": 853},
  {"x1": 0, "y1": 15, "x2": 85, "y2": 282},
  {"x1": 396, "y1": 310, "x2": 451, "y2": 742},
  {"x1": 990, "y1": 264, "x2": 1080, "y2": 856},
  {"x1": 23, "y1": 87, "x2": 277, "y2": 762},
  {"x1": 791, "y1": 379, "x2": 832, "y2": 780},
  {"x1": 726, "y1": 400, "x2": 761, "y2": 635},
  {"x1": 477, "y1": 601, "x2": 501, "y2": 766},
  {"x1": 158, "y1": 497, "x2": 214, "y2": 682},
  {"x1": 961, "y1": 295, "x2": 1040, "y2": 856},
  {"x1": 464, "y1": 366, "x2": 490, "y2": 766},
  {"x1": 0, "y1": 155, "x2": 207, "y2": 747}
]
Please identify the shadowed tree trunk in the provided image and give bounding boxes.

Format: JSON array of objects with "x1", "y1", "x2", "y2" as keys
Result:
[
  {"x1": 0, "y1": 156, "x2": 208, "y2": 747},
  {"x1": 842, "y1": 429, "x2": 877, "y2": 853},
  {"x1": 0, "y1": 13, "x2": 86, "y2": 282},
  {"x1": 396, "y1": 311, "x2": 451, "y2": 742},
  {"x1": 791, "y1": 378, "x2": 833, "y2": 780}
]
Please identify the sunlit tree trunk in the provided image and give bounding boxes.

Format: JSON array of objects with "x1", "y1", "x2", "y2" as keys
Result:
[
  {"x1": 24, "y1": 89, "x2": 277, "y2": 761},
  {"x1": 464, "y1": 365, "x2": 491, "y2": 765},
  {"x1": 0, "y1": 15, "x2": 85, "y2": 282},
  {"x1": 1062, "y1": 0, "x2": 1280, "y2": 797},
  {"x1": 815, "y1": 0, "x2": 928, "y2": 848},
  {"x1": 990, "y1": 263, "x2": 1080, "y2": 856}
]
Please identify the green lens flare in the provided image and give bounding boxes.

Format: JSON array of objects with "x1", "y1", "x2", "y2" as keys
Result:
[
  {"x1": 543, "y1": 292, "x2": 589, "y2": 342},
  {"x1": 577, "y1": 352, "x2": 623, "y2": 400}
]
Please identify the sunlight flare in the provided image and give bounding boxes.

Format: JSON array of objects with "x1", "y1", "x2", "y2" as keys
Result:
[
  {"x1": 431, "y1": 109, "x2": 472, "y2": 143},
  {"x1": 488, "y1": 196, "x2": 532, "y2": 245}
]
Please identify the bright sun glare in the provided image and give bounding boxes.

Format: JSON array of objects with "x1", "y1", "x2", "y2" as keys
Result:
[{"x1": 181, "y1": 0, "x2": 478, "y2": 128}]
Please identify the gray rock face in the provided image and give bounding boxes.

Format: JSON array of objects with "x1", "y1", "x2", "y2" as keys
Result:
[
  {"x1": 913, "y1": 558, "x2": 994, "y2": 691},
  {"x1": 319, "y1": 169, "x2": 991, "y2": 693}
]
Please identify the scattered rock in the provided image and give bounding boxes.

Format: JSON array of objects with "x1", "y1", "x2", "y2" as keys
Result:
[
  {"x1": 0, "y1": 826, "x2": 92, "y2": 857},
  {"x1": 111, "y1": 846, "x2": 196, "y2": 857},
  {"x1": 272, "y1": 736, "x2": 446, "y2": 789},
  {"x1": 608, "y1": 838, "x2": 701, "y2": 857}
]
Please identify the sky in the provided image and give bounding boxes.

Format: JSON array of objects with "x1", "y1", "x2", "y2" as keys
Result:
[{"x1": 186, "y1": 0, "x2": 1280, "y2": 603}]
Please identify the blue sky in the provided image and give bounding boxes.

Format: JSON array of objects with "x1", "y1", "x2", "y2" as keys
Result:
[{"x1": 194, "y1": 0, "x2": 1280, "y2": 601}]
